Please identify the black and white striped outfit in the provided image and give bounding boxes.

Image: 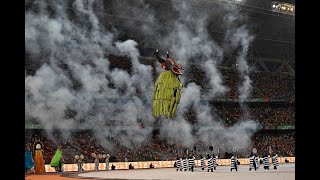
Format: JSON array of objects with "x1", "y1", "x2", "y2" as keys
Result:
[
  {"x1": 188, "y1": 157, "x2": 195, "y2": 172},
  {"x1": 255, "y1": 156, "x2": 260, "y2": 169},
  {"x1": 249, "y1": 156, "x2": 257, "y2": 171},
  {"x1": 213, "y1": 156, "x2": 217, "y2": 170},
  {"x1": 272, "y1": 154, "x2": 279, "y2": 169},
  {"x1": 207, "y1": 156, "x2": 214, "y2": 172},
  {"x1": 230, "y1": 156, "x2": 238, "y2": 171},
  {"x1": 176, "y1": 158, "x2": 182, "y2": 171},
  {"x1": 183, "y1": 158, "x2": 188, "y2": 171},
  {"x1": 263, "y1": 156, "x2": 270, "y2": 170},
  {"x1": 200, "y1": 157, "x2": 206, "y2": 170}
]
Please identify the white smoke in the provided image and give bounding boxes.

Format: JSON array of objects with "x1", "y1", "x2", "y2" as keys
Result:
[
  {"x1": 155, "y1": 0, "x2": 259, "y2": 153},
  {"x1": 25, "y1": 0, "x2": 154, "y2": 151},
  {"x1": 223, "y1": 12, "x2": 255, "y2": 102},
  {"x1": 25, "y1": 0, "x2": 260, "y2": 154}
]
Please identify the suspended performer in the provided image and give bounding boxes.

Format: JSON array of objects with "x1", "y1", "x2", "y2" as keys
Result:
[{"x1": 153, "y1": 49, "x2": 184, "y2": 119}]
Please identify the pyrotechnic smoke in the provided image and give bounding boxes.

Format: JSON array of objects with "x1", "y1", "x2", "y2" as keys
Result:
[
  {"x1": 223, "y1": 10, "x2": 255, "y2": 102},
  {"x1": 25, "y1": 0, "x2": 154, "y2": 152},
  {"x1": 25, "y1": 0, "x2": 259, "y2": 155},
  {"x1": 155, "y1": 0, "x2": 259, "y2": 153}
]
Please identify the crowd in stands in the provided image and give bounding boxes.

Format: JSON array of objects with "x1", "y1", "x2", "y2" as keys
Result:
[
  {"x1": 25, "y1": 55, "x2": 295, "y2": 164},
  {"x1": 218, "y1": 68, "x2": 294, "y2": 101},
  {"x1": 25, "y1": 129, "x2": 295, "y2": 164},
  {"x1": 213, "y1": 103, "x2": 295, "y2": 128},
  {"x1": 25, "y1": 55, "x2": 294, "y2": 101},
  {"x1": 252, "y1": 130, "x2": 295, "y2": 157}
]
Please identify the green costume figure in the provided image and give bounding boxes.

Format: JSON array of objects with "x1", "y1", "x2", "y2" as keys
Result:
[
  {"x1": 153, "y1": 49, "x2": 184, "y2": 119},
  {"x1": 50, "y1": 146, "x2": 64, "y2": 172}
]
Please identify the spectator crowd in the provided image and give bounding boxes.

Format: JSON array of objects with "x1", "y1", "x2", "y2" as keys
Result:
[{"x1": 25, "y1": 129, "x2": 295, "y2": 164}]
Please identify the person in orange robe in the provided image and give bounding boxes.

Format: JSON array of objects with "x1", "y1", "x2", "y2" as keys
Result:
[{"x1": 33, "y1": 139, "x2": 45, "y2": 173}]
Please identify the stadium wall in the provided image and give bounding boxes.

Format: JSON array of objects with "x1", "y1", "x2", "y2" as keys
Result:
[{"x1": 44, "y1": 157, "x2": 295, "y2": 172}]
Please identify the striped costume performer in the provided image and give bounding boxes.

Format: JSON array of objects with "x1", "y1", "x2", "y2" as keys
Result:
[
  {"x1": 263, "y1": 155, "x2": 270, "y2": 170},
  {"x1": 176, "y1": 158, "x2": 182, "y2": 171},
  {"x1": 249, "y1": 155, "x2": 257, "y2": 171},
  {"x1": 255, "y1": 156, "x2": 260, "y2": 169},
  {"x1": 272, "y1": 154, "x2": 279, "y2": 169},
  {"x1": 183, "y1": 158, "x2": 188, "y2": 171},
  {"x1": 230, "y1": 156, "x2": 238, "y2": 171},
  {"x1": 200, "y1": 156, "x2": 206, "y2": 170},
  {"x1": 207, "y1": 156, "x2": 214, "y2": 172},
  {"x1": 188, "y1": 156, "x2": 195, "y2": 172},
  {"x1": 213, "y1": 156, "x2": 217, "y2": 170}
]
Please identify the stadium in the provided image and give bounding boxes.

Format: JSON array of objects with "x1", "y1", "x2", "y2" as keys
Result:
[{"x1": 25, "y1": 0, "x2": 295, "y2": 179}]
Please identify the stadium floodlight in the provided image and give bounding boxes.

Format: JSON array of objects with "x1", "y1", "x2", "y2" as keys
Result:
[{"x1": 271, "y1": 1, "x2": 295, "y2": 15}]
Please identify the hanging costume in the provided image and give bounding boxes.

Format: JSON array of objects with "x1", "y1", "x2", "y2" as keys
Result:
[{"x1": 153, "y1": 49, "x2": 184, "y2": 119}]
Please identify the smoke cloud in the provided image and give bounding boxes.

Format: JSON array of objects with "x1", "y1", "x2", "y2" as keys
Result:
[
  {"x1": 25, "y1": 0, "x2": 259, "y2": 155},
  {"x1": 25, "y1": 0, "x2": 154, "y2": 151}
]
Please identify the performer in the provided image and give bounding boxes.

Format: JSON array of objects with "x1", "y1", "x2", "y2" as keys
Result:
[
  {"x1": 263, "y1": 154, "x2": 270, "y2": 170},
  {"x1": 183, "y1": 156, "x2": 188, "y2": 171},
  {"x1": 255, "y1": 155, "x2": 260, "y2": 169},
  {"x1": 212, "y1": 154, "x2": 217, "y2": 170},
  {"x1": 50, "y1": 146, "x2": 64, "y2": 172},
  {"x1": 152, "y1": 49, "x2": 184, "y2": 119},
  {"x1": 188, "y1": 155, "x2": 195, "y2": 172},
  {"x1": 207, "y1": 155, "x2": 214, "y2": 172},
  {"x1": 179, "y1": 157, "x2": 183, "y2": 171},
  {"x1": 33, "y1": 139, "x2": 45, "y2": 174},
  {"x1": 272, "y1": 153, "x2": 279, "y2": 169},
  {"x1": 105, "y1": 154, "x2": 110, "y2": 171},
  {"x1": 25, "y1": 145, "x2": 35, "y2": 174},
  {"x1": 74, "y1": 155, "x2": 84, "y2": 172},
  {"x1": 249, "y1": 153, "x2": 257, "y2": 171},
  {"x1": 230, "y1": 155, "x2": 238, "y2": 171},
  {"x1": 176, "y1": 157, "x2": 181, "y2": 171},
  {"x1": 94, "y1": 153, "x2": 100, "y2": 171},
  {"x1": 200, "y1": 155, "x2": 206, "y2": 170}
]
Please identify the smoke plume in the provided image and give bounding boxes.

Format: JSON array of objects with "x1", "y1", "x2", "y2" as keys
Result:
[{"x1": 25, "y1": 0, "x2": 259, "y2": 155}]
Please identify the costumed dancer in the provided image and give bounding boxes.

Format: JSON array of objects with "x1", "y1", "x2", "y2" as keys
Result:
[
  {"x1": 105, "y1": 154, "x2": 110, "y2": 171},
  {"x1": 230, "y1": 155, "x2": 238, "y2": 171},
  {"x1": 272, "y1": 153, "x2": 279, "y2": 169},
  {"x1": 179, "y1": 157, "x2": 183, "y2": 171},
  {"x1": 182, "y1": 157, "x2": 188, "y2": 171},
  {"x1": 93, "y1": 153, "x2": 100, "y2": 171},
  {"x1": 207, "y1": 155, "x2": 214, "y2": 172},
  {"x1": 176, "y1": 157, "x2": 182, "y2": 171},
  {"x1": 263, "y1": 154, "x2": 270, "y2": 170},
  {"x1": 249, "y1": 153, "x2": 257, "y2": 171},
  {"x1": 213, "y1": 154, "x2": 217, "y2": 170},
  {"x1": 74, "y1": 155, "x2": 84, "y2": 172},
  {"x1": 188, "y1": 155, "x2": 195, "y2": 172},
  {"x1": 50, "y1": 146, "x2": 64, "y2": 172},
  {"x1": 25, "y1": 145, "x2": 35, "y2": 174},
  {"x1": 33, "y1": 140, "x2": 45, "y2": 174},
  {"x1": 152, "y1": 49, "x2": 184, "y2": 119},
  {"x1": 255, "y1": 155, "x2": 260, "y2": 169},
  {"x1": 200, "y1": 155, "x2": 206, "y2": 170}
]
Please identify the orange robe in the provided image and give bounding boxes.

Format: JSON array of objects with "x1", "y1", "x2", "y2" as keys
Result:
[{"x1": 34, "y1": 148, "x2": 45, "y2": 173}]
